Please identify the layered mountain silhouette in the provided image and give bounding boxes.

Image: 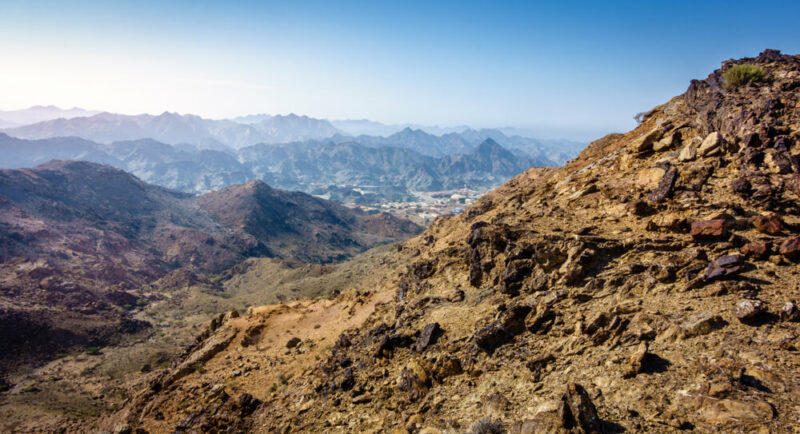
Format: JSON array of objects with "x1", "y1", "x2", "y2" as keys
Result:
[{"x1": 0, "y1": 133, "x2": 543, "y2": 196}]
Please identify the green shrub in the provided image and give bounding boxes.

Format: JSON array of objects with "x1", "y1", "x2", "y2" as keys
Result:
[
  {"x1": 722, "y1": 64, "x2": 765, "y2": 89},
  {"x1": 86, "y1": 346, "x2": 102, "y2": 356}
]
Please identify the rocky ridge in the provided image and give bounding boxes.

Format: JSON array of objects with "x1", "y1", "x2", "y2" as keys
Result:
[{"x1": 109, "y1": 50, "x2": 800, "y2": 433}]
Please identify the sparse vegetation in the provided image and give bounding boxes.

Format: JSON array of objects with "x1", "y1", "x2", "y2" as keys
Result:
[
  {"x1": 85, "y1": 346, "x2": 101, "y2": 356},
  {"x1": 722, "y1": 63, "x2": 765, "y2": 88},
  {"x1": 469, "y1": 418, "x2": 506, "y2": 434}
]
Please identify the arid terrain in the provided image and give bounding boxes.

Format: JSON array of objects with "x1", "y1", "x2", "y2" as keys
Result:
[
  {"x1": 73, "y1": 49, "x2": 800, "y2": 433},
  {"x1": 3, "y1": 49, "x2": 800, "y2": 433}
]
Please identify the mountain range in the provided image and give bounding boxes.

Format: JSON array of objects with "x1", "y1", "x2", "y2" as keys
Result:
[
  {"x1": 0, "y1": 108, "x2": 584, "y2": 161},
  {"x1": 0, "y1": 132, "x2": 550, "y2": 200}
]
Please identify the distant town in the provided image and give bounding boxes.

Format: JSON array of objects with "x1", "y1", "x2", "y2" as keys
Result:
[{"x1": 340, "y1": 186, "x2": 490, "y2": 225}]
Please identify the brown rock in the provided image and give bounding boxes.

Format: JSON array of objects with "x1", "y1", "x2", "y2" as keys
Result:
[
  {"x1": 627, "y1": 200, "x2": 654, "y2": 216},
  {"x1": 432, "y1": 355, "x2": 462, "y2": 381},
  {"x1": 286, "y1": 337, "x2": 301, "y2": 348},
  {"x1": 752, "y1": 214, "x2": 783, "y2": 234},
  {"x1": 779, "y1": 236, "x2": 800, "y2": 261},
  {"x1": 647, "y1": 167, "x2": 678, "y2": 203},
  {"x1": 703, "y1": 254, "x2": 745, "y2": 281},
  {"x1": 740, "y1": 240, "x2": 769, "y2": 258},
  {"x1": 733, "y1": 299, "x2": 766, "y2": 321},
  {"x1": 691, "y1": 219, "x2": 729, "y2": 241},
  {"x1": 731, "y1": 178, "x2": 752, "y2": 195},
  {"x1": 622, "y1": 341, "x2": 648, "y2": 378},
  {"x1": 631, "y1": 128, "x2": 662, "y2": 153},
  {"x1": 698, "y1": 132, "x2": 723, "y2": 156},
  {"x1": 682, "y1": 313, "x2": 726, "y2": 337},
  {"x1": 559, "y1": 383, "x2": 603, "y2": 433},
  {"x1": 781, "y1": 302, "x2": 800, "y2": 321},
  {"x1": 412, "y1": 323, "x2": 440, "y2": 353}
]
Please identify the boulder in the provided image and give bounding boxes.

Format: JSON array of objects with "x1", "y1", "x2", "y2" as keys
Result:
[
  {"x1": 698, "y1": 132, "x2": 723, "y2": 156},
  {"x1": 691, "y1": 219, "x2": 729, "y2": 241},
  {"x1": 412, "y1": 323, "x2": 441, "y2": 353},
  {"x1": 631, "y1": 128, "x2": 663, "y2": 153},
  {"x1": 679, "y1": 143, "x2": 698, "y2": 161},
  {"x1": 682, "y1": 313, "x2": 726, "y2": 337},
  {"x1": 647, "y1": 167, "x2": 678, "y2": 203},
  {"x1": 733, "y1": 299, "x2": 766, "y2": 321},
  {"x1": 740, "y1": 240, "x2": 769, "y2": 258},
  {"x1": 752, "y1": 214, "x2": 783, "y2": 234},
  {"x1": 286, "y1": 337, "x2": 301, "y2": 348},
  {"x1": 781, "y1": 302, "x2": 800, "y2": 321},
  {"x1": 703, "y1": 254, "x2": 745, "y2": 281},
  {"x1": 779, "y1": 236, "x2": 800, "y2": 261},
  {"x1": 559, "y1": 383, "x2": 603, "y2": 433},
  {"x1": 622, "y1": 341, "x2": 648, "y2": 378}
]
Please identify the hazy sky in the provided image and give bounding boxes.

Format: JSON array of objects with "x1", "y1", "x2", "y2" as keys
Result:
[{"x1": 1, "y1": 0, "x2": 799, "y2": 140}]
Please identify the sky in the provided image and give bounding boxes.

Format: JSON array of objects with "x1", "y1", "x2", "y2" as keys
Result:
[{"x1": 1, "y1": 0, "x2": 799, "y2": 141}]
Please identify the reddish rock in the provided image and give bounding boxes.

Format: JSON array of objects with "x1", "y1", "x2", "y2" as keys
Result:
[
  {"x1": 752, "y1": 214, "x2": 783, "y2": 234},
  {"x1": 779, "y1": 236, "x2": 800, "y2": 261},
  {"x1": 704, "y1": 255, "x2": 745, "y2": 281},
  {"x1": 691, "y1": 219, "x2": 729, "y2": 241},
  {"x1": 741, "y1": 241, "x2": 770, "y2": 258}
]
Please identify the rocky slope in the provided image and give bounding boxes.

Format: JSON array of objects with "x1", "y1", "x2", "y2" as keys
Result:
[
  {"x1": 0, "y1": 161, "x2": 419, "y2": 374},
  {"x1": 110, "y1": 50, "x2": 800, "y2": 433}
]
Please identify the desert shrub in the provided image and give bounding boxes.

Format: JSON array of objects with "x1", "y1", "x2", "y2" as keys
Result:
[
  {"x1": 85, "y1": 346, "x2": 101, "y2": 356},
  {"x1": 469, "y1": 418, "x2": 505, "y2": 434},
  {"x1": 723, "y1": 64, "x2": 765, "y2": 88}
]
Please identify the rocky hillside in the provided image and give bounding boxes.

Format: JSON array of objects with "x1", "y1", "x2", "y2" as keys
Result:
[
  {"x1": 0, "y1": 161, "x2": 419, "y2": 373},
  {"x1": 111, "y1": 50, "x2": 800, "y2": 433}
]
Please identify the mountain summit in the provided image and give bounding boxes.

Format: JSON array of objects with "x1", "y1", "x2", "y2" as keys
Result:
[{"x1": 111, "y1": 50, "x2": 800, "y2": 433}]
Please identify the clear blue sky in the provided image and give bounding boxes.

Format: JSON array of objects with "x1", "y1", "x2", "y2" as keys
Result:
[{"x1": 1, "y1": 0, "x2": 799, "y2": 140}]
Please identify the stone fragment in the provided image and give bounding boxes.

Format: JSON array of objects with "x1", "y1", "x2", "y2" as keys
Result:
[
  {"x1": 734, "y1": 299, "x2": 766, "y2": 321},
  {"x1": 691, "y1": 219, "x2": 729, "y2": 241},
  {"x1": 237, "y1": 393, "x2": 262, "y2": 416},
  {"x1": 399, "y1": 360, "x2": 429, "y2": 401},
  {"x1": 703, "y1": 254, "x2": 745, "y2": 281},
  {"x1": 559, "y1": 383, "x2": 603, "y2": 433},
  {"x1": 682, "y1": 313, "x2": 726, "y2": 337},
  {"x1": 731, "y1": 178, "x2": 751, "y2": 195},
  {"x1": 741, "y1": 241, "x2": 769, "y2": 258},
  {"x1": 679, "y1": 143, "x2": 697, "y2": 161},
  {"x1": 765, "y1": 151, "x2": 793, "y2": 174},
  {"x1": 752, "y1": 214, "x2": 783, "y2": 234},
  {"x1": 286, "y1": 337, "x2": 301, "y2": 348},
  {"x1": 622, "y1": 341, "x2": 648, "y2": 378},
  {"x1": 779, "y1": 235, "x2": 800, "y2": 261},
  {"x1": 698, "y1": 132, "x2": 723, "y2": 156},
  {"x1": 647, "y1": 213, "x2": 687, "y2": 232},
  {"x1": 653, "y1": 131, "x2": 680, "y2": 152},
  {"x1": 412, "y1": 323, "x2": 440, "y2": 353},
  {"x1": 627, "y1": 200, "x2": 654, "y2": 216},
  {"x1": 647, "y1": 167, "x2": 678, "y2": 203},
  {"x1": 432, "y1": 355, "x2": 462, "y2": 381},
  {"x1": 631, "y1": 128, "x2": 662, "y2": 153},
  {"x1": 781, "y1": 302, "x2": 800, "y2": 321}
]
